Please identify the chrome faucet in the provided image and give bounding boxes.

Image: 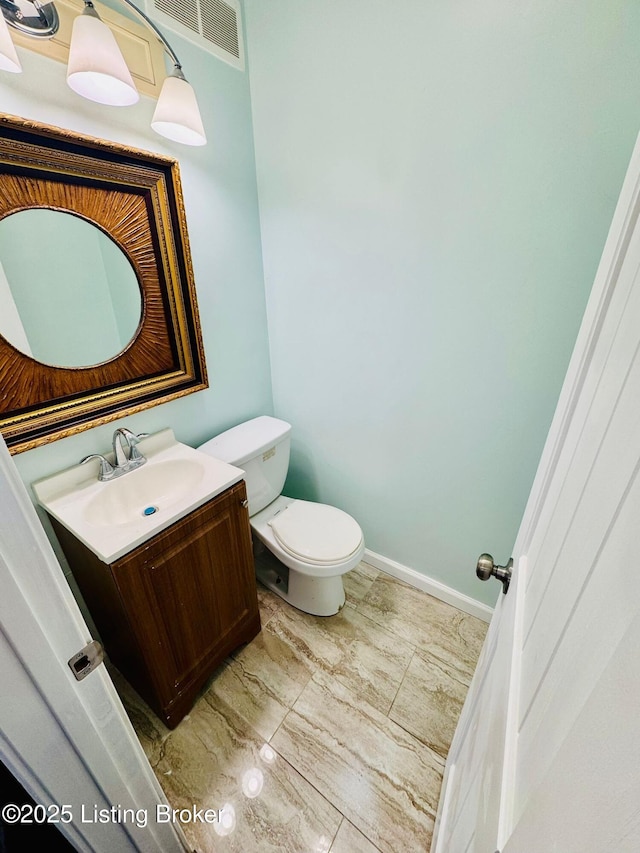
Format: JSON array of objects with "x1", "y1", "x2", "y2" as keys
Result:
[
  {"x1": 112, "y1": 428, "x2": 149, "y2": 474},
  {"x1": 81, "y1": 428, "x2": 149, "y2": 481}
]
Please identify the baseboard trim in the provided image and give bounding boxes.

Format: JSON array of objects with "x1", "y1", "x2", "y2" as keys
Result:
[{"x1": 363, "y1": 548, "x2": 493, "y2": 623}]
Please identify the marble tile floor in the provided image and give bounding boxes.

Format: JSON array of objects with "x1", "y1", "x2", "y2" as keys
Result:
[{"x1": 116, "y1": 559, "x2": 488, "y2": 853}]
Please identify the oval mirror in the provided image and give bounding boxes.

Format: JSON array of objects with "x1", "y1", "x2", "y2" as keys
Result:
[{"x1": 0, "y1": 209, "x2": 142, "y2": 368}]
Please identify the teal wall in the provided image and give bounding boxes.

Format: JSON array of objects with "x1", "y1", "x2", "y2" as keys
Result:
[
  {"x1": 244, "y1": 0, "x2": 640, "y2": 604},
  {"x1": 1, "y1": 24, "x2": 273, "y2": 490}
]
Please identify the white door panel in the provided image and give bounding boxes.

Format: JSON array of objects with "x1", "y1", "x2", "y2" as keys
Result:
[
  {"x1": 517, "y1": 462, "x2": 640, "y2": 822},
  {"x1": 523, "y1": 251, "x2": 640, "y2": 640},
  {"x1": 520, "y1": 340, "x2": 640, "y2": 709},
  {"x1": 505, "y1": 613, "x2": 640, "y2": 853}
]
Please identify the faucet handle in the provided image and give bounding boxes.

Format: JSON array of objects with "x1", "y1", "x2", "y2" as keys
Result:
[
  {"x1": 123, "y1": 430, "x2": 149, "y2": 461},
  {"x1": 117, "y1": 428, "x2": 148, "y2": 443},
  {"x1": 81, "y1": 454, "x2": 115, "y2": 481}
]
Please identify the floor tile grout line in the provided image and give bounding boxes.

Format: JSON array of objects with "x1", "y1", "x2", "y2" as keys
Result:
[
  {"x1": 271, "y1": 733, "x2": 387, "y2": 853},
  {"x1": 222, "y1": 656, "x2": 306, "y2": 729},
  {"x1": 287, "y1": 664, "x2": 316, "y2": 711},
  {"x1": 328, "y1": 817, "x2": 386, "y2": 853},
  {"x1": 384, "y1": 709, "x2": 450, "y2": 765},
  {"x1": 385, "y1": 646, "x2": 418, "y2": 719},
  {"x1": 266, "y1": 724, "x2": 349, "y2": 845},
  {"x1": 327, "y1": 816, "x2": 346, "y2": 853},
  {"x1": 269, "y1": 702, "x2": 292, "y2": 745}
]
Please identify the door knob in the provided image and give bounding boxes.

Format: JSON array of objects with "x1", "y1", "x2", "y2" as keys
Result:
[{"x1": 476, "y1": 553, "x2": 513, "y2": 595}]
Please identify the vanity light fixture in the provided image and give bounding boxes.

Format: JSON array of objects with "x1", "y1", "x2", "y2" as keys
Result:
[
  {"x1": 66, "y1": 1, "x2": 139, "y2": 106},
  {"x1": 0, "y1": 8, "x2": 21, "y2": 73},
  {"x1": 0, "y1": 0, "x2": 207, "y2": 146}
]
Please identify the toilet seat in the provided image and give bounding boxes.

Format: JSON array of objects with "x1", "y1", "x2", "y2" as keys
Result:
[{"x1": 268, "y1": 500, "x2": 363, "y2": 565}]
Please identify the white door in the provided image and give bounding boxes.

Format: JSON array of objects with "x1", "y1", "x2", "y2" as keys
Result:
[
  {"x1": 0, "y1": 435, "x2": 186, "y2": 852},
  {"x1": 432, "y1": 131, "x2": 640, "y2": 853}
]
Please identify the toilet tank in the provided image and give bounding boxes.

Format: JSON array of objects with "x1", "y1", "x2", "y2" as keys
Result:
[{"x1": 197, "y1": 416, "x2": 291, "y2": 516}]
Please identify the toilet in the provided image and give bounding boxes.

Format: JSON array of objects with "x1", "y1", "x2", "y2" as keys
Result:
[{"x1": 198, "y1": 416, "x2": 364, "y2": 616}]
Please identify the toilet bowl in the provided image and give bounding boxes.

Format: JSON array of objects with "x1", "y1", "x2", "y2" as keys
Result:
[{"x1": 198, "y1": 417, "x2": 364, "y2": 616}]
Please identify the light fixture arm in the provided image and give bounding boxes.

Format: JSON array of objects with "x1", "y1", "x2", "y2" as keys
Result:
[{"x1": 104, "y1": 0, "x2": 183, "y2": 73}]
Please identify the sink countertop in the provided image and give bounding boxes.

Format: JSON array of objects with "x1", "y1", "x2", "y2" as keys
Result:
[{"x1": 32, "y1": 429, "x2": 245, "y2": 563}]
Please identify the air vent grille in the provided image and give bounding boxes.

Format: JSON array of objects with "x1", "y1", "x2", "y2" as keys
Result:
[
  {"x1": 201, "y1": 0, "x2": 239, "y2": 58},
  {"x1": 145, "y1": 0, "x2": 244, "y2": 70},
  {"x1": 155, "y1": 0, "x2": 199, "y2": 35}
]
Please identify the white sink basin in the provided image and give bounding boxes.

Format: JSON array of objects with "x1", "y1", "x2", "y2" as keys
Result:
[
  {"x1": 82, "y1": 458, "x2": 205, "y2": 527},
  {"x1": 33, "y1": 429, "x2": 245, "y2": 562}
]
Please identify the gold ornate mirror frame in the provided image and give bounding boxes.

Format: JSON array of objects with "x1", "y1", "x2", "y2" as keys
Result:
[{"x1": 0, "y1": 113, "x2": 208, "y2": 454}]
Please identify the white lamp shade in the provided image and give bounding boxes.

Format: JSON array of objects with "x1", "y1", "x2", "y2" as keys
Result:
[
  {"x1": 67, "y1": 12, "x2": 138, "y2": 106},
  {"x1": 0, "y1": 12, "x2": 22, "y2": 73},
  {"x1": 151, "y1": 75, "x2": 206, "y2": 146}
]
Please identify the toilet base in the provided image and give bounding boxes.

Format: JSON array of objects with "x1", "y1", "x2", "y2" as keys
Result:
[{"x1": 254, "y1": 547, "x2": 346, "y2": 617}]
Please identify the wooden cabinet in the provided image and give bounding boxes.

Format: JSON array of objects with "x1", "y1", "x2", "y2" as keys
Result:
[{"x1": 51, "y1": 481, "x2": 260, "y2": 728}]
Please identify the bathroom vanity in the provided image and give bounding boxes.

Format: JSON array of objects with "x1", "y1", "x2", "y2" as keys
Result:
[
  {"x1": 33, "y1": 430, "x2": 261, "y2": 729},
  {"x1": 51, "y1": 482, "x2": 259, "y2": 728}
]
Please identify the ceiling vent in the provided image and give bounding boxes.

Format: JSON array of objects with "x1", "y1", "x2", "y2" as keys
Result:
[{"x1": 144, "y1": 0, "x2": 244, "y2": 71}]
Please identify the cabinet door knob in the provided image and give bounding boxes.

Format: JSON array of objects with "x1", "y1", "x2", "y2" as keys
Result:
[{"x1": 241, "y1": 499, "x2": 248, "y2": 509}]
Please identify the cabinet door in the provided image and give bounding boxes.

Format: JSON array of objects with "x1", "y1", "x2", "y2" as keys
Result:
[{"x1": 111, "y1": 483, "x2": 258, "y2": 708}]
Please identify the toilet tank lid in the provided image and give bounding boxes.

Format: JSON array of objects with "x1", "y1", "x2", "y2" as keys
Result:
[{"x1": 197, "y1": 416, "x2": 291, "y2": 467}]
